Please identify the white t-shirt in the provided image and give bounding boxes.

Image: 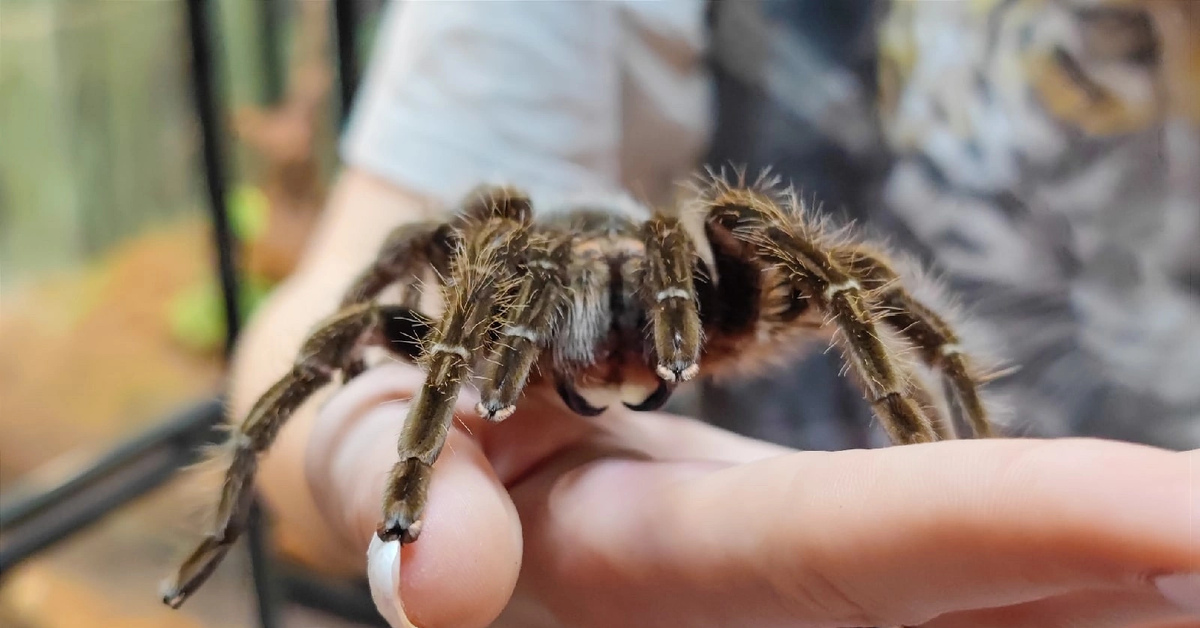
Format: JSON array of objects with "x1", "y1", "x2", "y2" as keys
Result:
[{"x1": 342, "y1": 1, "x2": 710, "y2": 210}]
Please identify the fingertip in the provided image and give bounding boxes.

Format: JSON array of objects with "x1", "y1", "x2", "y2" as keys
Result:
[
  {"x1": 309, "y1": 365, "x2": 521, "y2": 626},
  {"x1": 381, "y1": 429, "x2": 523, "y2": 628},
  {"x1": 369, "y1": 536, "x2": 416, "y2": 628}
]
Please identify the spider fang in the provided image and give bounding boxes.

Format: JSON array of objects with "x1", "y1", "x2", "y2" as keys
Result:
[
  {"x1": 556, "y1": 380, "x2": 609, "y2": 416},
  {"x1": 623, "y1": 379, "x2": 675, "y2": 411}
]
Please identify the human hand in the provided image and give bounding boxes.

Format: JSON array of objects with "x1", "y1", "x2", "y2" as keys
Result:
[{"x1": 303, "y1": 363, "x2": 1200, "y2": 628}]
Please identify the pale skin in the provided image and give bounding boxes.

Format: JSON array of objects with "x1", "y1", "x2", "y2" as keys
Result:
[{"x1": 232, "y1": 169, "x2": 1200, "y2": 628}]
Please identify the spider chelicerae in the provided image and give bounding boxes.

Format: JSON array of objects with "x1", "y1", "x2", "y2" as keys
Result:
[{"x1": 162, "y1": 173, "x2": 996, "y2": 608}]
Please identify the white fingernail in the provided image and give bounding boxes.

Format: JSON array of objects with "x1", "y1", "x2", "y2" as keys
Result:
[
  {"x1": 368, "y1": 535, "x2": 419, "y2": 627},
  {"x1": 1157, "y1": 573, "x2": 1200, "y2": 613}
]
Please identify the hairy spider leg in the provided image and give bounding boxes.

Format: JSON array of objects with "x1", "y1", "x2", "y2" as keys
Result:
[
  {"x1": 705, "y1": 186, "x2": 940, "y2": 445},
  {"x1": 833, "y1": 246, "x2": 994, "y2": 438},
  {"x1": 342, "y1": 184, "x2": 531, "y2": 311},
  {"x1": 476, "y1": 231, "x2": 572, "y2": 421},
  {"x1": 379, "y1": 216, "x2": 527, "y2": 543},
  {"x1": 341, "y1": 221, "x2": 450, "y2": 308},
  {"x1": 337, "y1": 221, "x2": 455, "y2": 379},
  {"x1": 339, "y1": 184, "x2": 532, "y2": 378},
  {"x1": 162, "y1": 302, "x2": 382, "y2": 608},
  {"x1": 640, "y1": 215, "x2": 703, "y2": 386},
  {"x1": 378, "y1": 304, "x2": 436, "y2": 362},
  {"x1": 459, "y1": 183, "x2": 534, "y2": 223},
  {"x1": 164, "y1": 186, "x2": 527, "y2": 607}
]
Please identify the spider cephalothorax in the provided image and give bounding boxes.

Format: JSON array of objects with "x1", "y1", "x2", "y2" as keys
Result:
[{"x1": 163, "y1": 175, "x2": 996, "y2": 608}]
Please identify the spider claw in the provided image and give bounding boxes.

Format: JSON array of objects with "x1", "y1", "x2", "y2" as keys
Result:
[
  {"x1": 377, "y1": 516, "x2": 423, "y2": 544},
  {"x1": 623, "y1": 379, "x2": 674, "y2": 412},
  {"x1": 475, "y1": 399, "x2": 516, "y2": 422},
  {"x1": 160, "y1": 535, "x2": 235, "y2": 609},
  {"x1": 556, "y1": 380, "x2": 607, "y2": 417},
  {"x1": 655, "y1": 363, "x2": 700, "y2": 383},
  {"x1": 655, "y1": 365, "x2": 678, "y2": 383},
  {"x1": 380, "y1": 458, "x2": 431, "y2": 544}
]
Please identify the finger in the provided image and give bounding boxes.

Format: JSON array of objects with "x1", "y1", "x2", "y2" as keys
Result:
[
  {"x1": 921, "y1": 587, "x2": 1200, "y2": 628},
  {"x1": 1132, "y1": 621, "x2": 1200, "y2": 628},
  {"x1": 308, "y1": 366, "x2": 522, "y2": 628},
  {"x1": 591, "y1": 402, "x2": 795, "y2": 464},
  {"x1": 512, "y1": 438, "x2": 1199, "y2": 628},
  {"x1": 478, "y1": 385, "x2": 793, "y2": 486},
  {"x1": 364, "y1": 427, "x2": 522, "y2": 628},
  {"x1": 705, "y1": 440, "x2": 1199, "y2": 625}
]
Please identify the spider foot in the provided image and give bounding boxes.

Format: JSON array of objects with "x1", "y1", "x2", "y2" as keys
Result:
[
  {"x1": 654, "y1": 362, "x2": 700, "y2": 383},
  {"x1": 377, "y1": 516, "x2": 423, "y2": 545},
  {"x1": 160, "y1": 534, "x2": 235, "y2": 609},
  {"x1": 475, "y1": 399, "x2": 517, "y2": 422},
  {"x1": 379, "y1": 458, "x2": 433, "y2": 544}
]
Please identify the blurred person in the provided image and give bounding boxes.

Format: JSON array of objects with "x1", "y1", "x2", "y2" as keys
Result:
[
  {"x1": 870, "y1": 0, "x2": 1200, "y2": 448},
  {"x1": 225, "y1": 2, "x2": 1200, "y2": 627}
]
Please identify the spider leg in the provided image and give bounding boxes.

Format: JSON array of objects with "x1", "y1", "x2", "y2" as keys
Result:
[
  {"x1": 640, "y1": 215, "x2": 702, "y2": 385},
  {"x1": 338, "y1": 184, "x2": 525, "y2": 376},
  {"x1": 162, "y1": 302, "x2": 383, "y2": 608},
  {"x1": 475, "y1": 232, "x2": 572, "y2": 421},
  {"x1": 168, "y1": 187, "x2": 535, "y2": 604},
  {"x1": 377, "y1": 304, "x2": 435, "y2": 362},
  {"x1": 833, "y1": 246, "x2": 994, "y2": 438},
  {"x1": 378, "y1": 217, "x2": 525, "y2": 543},
  {"x1": 340, "y1": 221, "x2": 453, "y2": 308},
  {"x1": 336, "y1": 221, "x2": 454, "y2": 380},
  {"x1": 706, "y1": 187, "x2": 939, "y2": 445},
  {"x1": 341, "y1": 185, "x2": 530, "y2": 310},
  {"x1": 459, "y1": 183, "x2": 533, "y2": 223}
]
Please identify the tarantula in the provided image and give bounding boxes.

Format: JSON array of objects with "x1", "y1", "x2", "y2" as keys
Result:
[{"x1": 162, "y1": 175, "x2": 994, "y2": 608}]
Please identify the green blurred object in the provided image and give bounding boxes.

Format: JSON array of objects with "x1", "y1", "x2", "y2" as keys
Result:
[
  {"x1": 229, "y1": 185, "x2": 269, "y2": 242},
  {"x1": 168, "y1": 185, "x2": 271, "y2": 353},
  {"x1": 169, "y1": 273, "x2": 272, "y2": 354}
]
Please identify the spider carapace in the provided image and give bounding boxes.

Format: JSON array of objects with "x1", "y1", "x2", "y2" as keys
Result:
[{"x1": 162, "y1": 175, "x2": 996, "y2": 608}]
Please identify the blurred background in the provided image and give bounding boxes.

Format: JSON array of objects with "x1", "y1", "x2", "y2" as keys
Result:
[
  {"x1": 0, "y1": 1, "x2": 385, "y2": 626},
  {"x1": 1, "y1": 1, "x2": 1197, "y2": 627}
]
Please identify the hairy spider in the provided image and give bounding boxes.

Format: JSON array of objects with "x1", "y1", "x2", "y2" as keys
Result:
[{"x1": 162, "y1": 174, "x2": 996, "y2": 608}]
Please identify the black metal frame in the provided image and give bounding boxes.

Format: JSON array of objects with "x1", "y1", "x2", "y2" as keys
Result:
[
  {"x1": 333, "y1": 0, "x2": 361, "y2": 122},
  {"x1": 259, "y1": 0, "x2": 286, "y2": 106},
  {"x1": 0, "y1": 1, "x2": 382, "y2": 626},
  {"x1": 0, "y1": 399, "x2": 226, "y2": 572}
]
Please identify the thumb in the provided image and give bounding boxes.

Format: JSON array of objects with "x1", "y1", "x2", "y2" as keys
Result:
[
  {"x1": 308, "y1": 365, "x2": 523, "y2": 628},
  {"x1": 365, "y1": 427, "x2": 522, "y2": 628}
]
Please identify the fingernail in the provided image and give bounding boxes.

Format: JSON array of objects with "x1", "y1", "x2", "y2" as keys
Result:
[
  {"x1": 368, "y1": 535, "x2": 419, "y2": 627},
  {"x1": 1156, "y1": 573, "x2": 1200, "y2": 613}
]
